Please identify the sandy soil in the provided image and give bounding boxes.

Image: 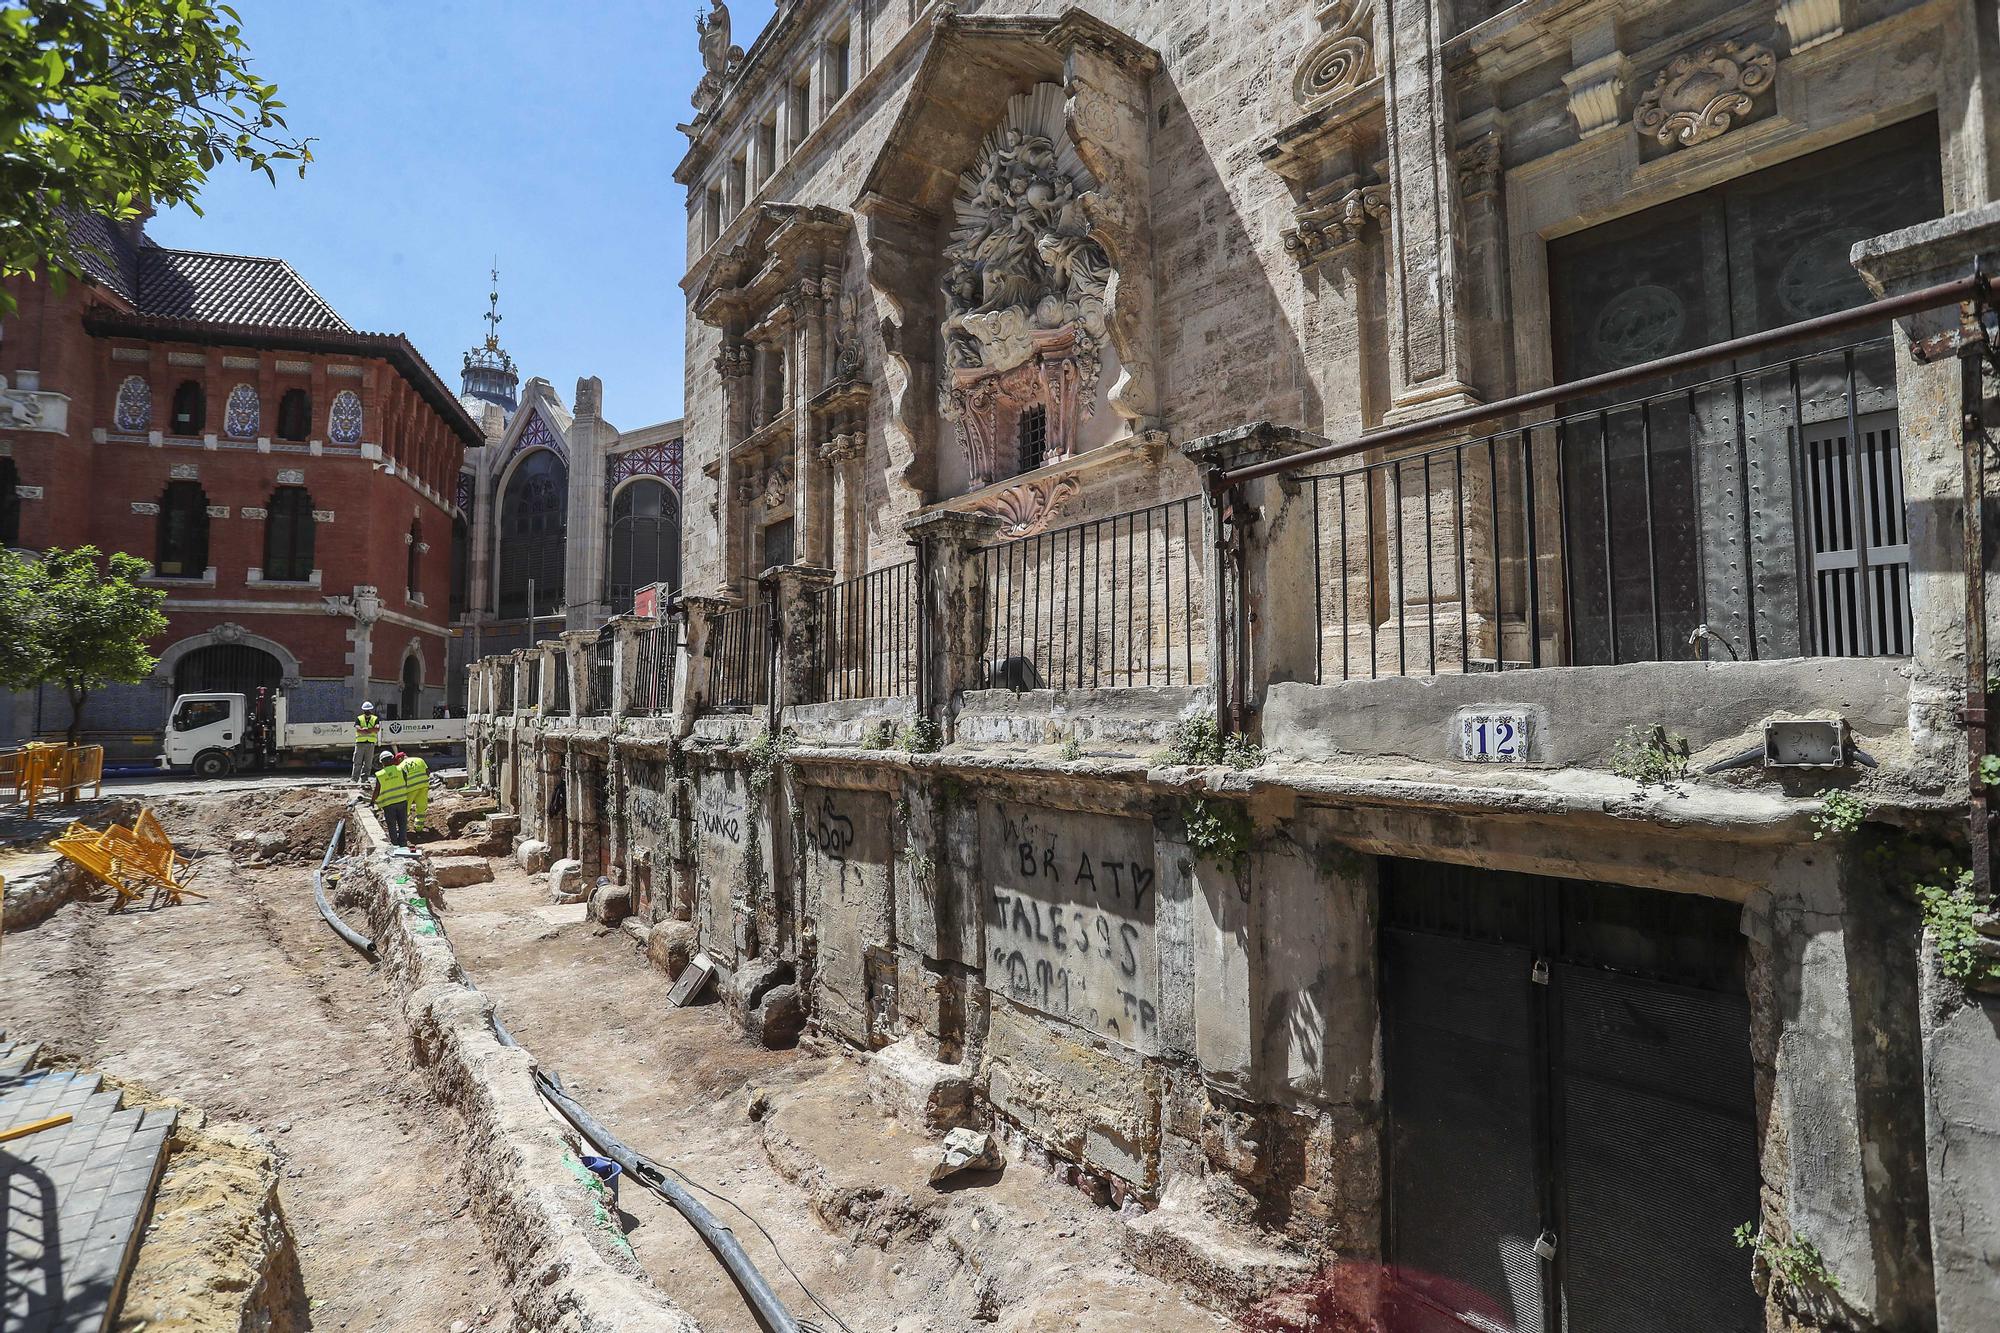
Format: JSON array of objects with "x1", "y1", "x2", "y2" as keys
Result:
[
  {"x1": 442, "y1": 855, "x2": 1234, "y2": 1333},
  {"x1": 0, "y1": 787, "x2": 506, "y2": 1333}
]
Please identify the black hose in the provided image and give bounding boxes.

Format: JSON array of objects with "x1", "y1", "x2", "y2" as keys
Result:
[
  {"x1": 532, "y1": 1068, "x2": 801, "y2": 1333},
  {"x1": 312, "y1": 819, "x2": 376, "y2": 957}
]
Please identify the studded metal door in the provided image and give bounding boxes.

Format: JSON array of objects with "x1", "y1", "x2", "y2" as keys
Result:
[{"x1": 1382, "y1": 861, "x2": 1761, "y2": 1333}]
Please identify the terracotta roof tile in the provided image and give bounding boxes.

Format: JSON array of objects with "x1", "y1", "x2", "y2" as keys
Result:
[{"x1": 135, "y1": 245, "x2": 352, "y2": 332}]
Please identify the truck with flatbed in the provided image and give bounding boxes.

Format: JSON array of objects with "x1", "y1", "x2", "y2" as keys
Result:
[{"x1": 158, "y1": 691, "x2": 465, "y2": 777}]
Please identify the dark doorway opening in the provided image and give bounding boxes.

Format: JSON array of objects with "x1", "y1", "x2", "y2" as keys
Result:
[
  {"x1": 174, "y1": 644, "x2": 282, "y2": 698},
  {"x1": 401, "y1": 654, "x2": 422, "y2": 719}
]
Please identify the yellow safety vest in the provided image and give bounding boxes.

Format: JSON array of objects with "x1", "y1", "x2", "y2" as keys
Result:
[
  {"x1": 356, "y1": 712, "x2": 381, "y2": 743},
  {"x1": 373, "y1": 762, "x2": 407, "y2": 808},
  {"x1": 400, "y1": 756, "x2": 429, "y2": 789}
]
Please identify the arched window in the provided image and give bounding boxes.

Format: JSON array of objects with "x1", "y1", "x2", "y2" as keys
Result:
[
  {"x1": 223, "y1": 383, "x2": 260, "y2": 439},
  {"x1": 114, "y1": 375, "x2": 151, "y2": 433},
  {"x1": 407, "y1": 518, "x2": 422, "y2": 597},
  {"x1": 608, "y1": 479, "x2": 681, "y2": 612},
  {"x1": 276, "y1": 388, "x2": 311, "y2": 441},
  {"x1": 0, "y1": 458, "x2": 20, "y2": 547},
  {"x1": 328, "y1": 389, "x2": 363, "y2": 445},
  {"x1": 155, "y1": 480, "x2": 210, "y2": 578},
  {"x1": 170, "y1": 380, "x2": 205, "y2": 435},
  {"x1": 450, "y1": 515, "x2": 469, "y2": 619},
  {"x1": 498, "y1": 450, "x2": 566, "y2": 620},
  {"x1": 263, "y1": 486, "x2": 315, "y2": 581},
  {"x1": 174, "y1": 643, "x2": 281, "y2": 697},
  {"x1": 401, "y1": 651, "x2": 422, "y2": 719}
]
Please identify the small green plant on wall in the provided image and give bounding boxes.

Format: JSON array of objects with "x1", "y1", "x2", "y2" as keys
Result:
[
  {"x1": 1733, "y1": 1222, "x2": 1839, "y2": 1293},
  {"x1": 1915, "y1": 868, "x2": 2000, "y2": 988},
  {"x1": 1183, "y1": 797, "x2": 1253, "y2": 869},
  {"x1": 1609, "y1": 724, "x2": 1690, "y2": 787},
  {"x1": 1159, "y1": 714, "x2": 1262, "y2": 770},
  {"x1": 898, "y1": 716, "x2": 942, "y2": 753},
  {"x1": 1059, "y1": 735, "x2": 1083, "y2": 762},
  {"x1": 1811, "y1": 790, "x2": 1867, "y2": 840}
]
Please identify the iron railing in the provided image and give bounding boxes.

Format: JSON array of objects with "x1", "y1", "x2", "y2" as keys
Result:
[
  {"x1": 976, "y1": 496, "x2": 1208, "y2": 692},
  {"x1": 812, "y1": 561, "x2": 917, "y2": 702},
  {"x1": 550, "y1": 655, "x2": 571, "y2": 715},
  {"x1": 711, "y1": 600, "x2": 772, "y2": 711},
  {"x1": 1296, "y1": 339, "x2": 1909, "y2": 680},
  {"x1": 587, "y1": 630, "x2": 614, "y2": 716},
  {"x1": 634, "y1": 622, "x2": 680, "y2": 715}
]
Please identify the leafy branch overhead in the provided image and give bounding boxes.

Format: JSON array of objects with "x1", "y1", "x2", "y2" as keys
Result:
[{"x1": 0, "y1": 0, "x2": 312, "y2": 312}]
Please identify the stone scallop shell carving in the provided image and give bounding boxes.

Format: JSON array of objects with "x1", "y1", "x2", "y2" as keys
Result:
[
  {"x1": 1293, "y1": 1, "x2": 1376, "y2": 109},
  {"x1": 972, "y1": 473, "x2": 1081, "y2": 539},
  {"x1": 1634, "y1": 40, "x2": 1775, "y2": 149}
]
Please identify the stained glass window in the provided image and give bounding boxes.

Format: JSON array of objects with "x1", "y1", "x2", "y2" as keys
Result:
[
  {"x1": 609, "y1": 479, "x2": 681, "y2": 611},
  {"x1": 224, "y1": 383, "x2": 260, "y2": 439},
  {"x1": 329, "y1": 390, "x2": 364, "y2": 445},
  {"x1": 498, "y1": 449, "x2": 566, "y2": 619},
  {"x1": 114, "y1": 375, "x2": 151, "y2": 433}
]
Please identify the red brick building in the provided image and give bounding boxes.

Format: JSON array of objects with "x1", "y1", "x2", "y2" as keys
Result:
[{"x1": 0, "y1": 217, "x2": 483, "y2": 756}]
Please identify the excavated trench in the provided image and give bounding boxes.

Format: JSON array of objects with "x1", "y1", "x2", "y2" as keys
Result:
[{"x1": 1, "y1": 783, "x2": 1245, "y2": 1332}]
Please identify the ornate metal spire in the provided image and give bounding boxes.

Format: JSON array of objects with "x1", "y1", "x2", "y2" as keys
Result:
[{"x1": 462, "y1": 259, "x2": 519, "y2": 413}]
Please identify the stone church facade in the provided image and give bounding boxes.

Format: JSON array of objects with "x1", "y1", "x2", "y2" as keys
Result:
[
  {"x1": 468, "y1": 2, "x2": 2000, "y2": 1330},
  {"x1": 444, "y1": 290, "x2": 684, "y2": 709}
]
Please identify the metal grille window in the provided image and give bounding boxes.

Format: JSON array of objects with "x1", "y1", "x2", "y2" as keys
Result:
[
  {"x1": 634, "y1": 623, "x2": 680, "y2": 714},
  {"x1": 761, "y1": 517, "x2": 794, "y2": 572},
  {"x1": 263, "y1": 486, "x2": 315, "y2": 581},
  {"x1": 550, "y1": 656, "x2": 571, "y2": 715},
  {"x1": 155, "y1": 480, "x2": 210, "y2": 578},
  {"x1": 1016, "y1": 405, "x2": 1048, "y2": 474},
  {"x1": 609, "y1": 479, "x2": 680, "y2": 611},
  {"x1": 589, "y1": 629, "x2": 614, "y2": 716}
]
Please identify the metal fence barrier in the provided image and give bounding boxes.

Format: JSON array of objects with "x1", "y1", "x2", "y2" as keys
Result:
[{"x1": 812, "y1": 560, "x2": 917, "y2": 702}]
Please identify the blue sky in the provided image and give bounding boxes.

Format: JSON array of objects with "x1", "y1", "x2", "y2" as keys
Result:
[{"x1": 147, "y1": 0, "x2": 777, "y2": 430}]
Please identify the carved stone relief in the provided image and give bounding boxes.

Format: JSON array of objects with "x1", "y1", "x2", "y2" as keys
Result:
[
  {"x1": 1293, "y1": 1, "x2": 1376, "y2": 109},
  {"x1": 972, "y1": 472, "x2": 1081, "y2": 539},
  {"x1": 1634, "y1": 40, "x2": 1775, "y2": 149},
  {"x1": 940, "y1": 84, "x2": 1112, "y2": 488},
  {"x1": 691, "y1": 0, "x2": 744, "y2": 116},
  {"x1": 829, "y1": 289, "x2": 864, "y2": 385}
]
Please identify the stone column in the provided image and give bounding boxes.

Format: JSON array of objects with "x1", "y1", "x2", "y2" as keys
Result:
[
  {"x1": 564, "y1": 376, "x2": 611, "y2": 629},
  {"x1": 904, "y1": 510, "x2": 1003, "y2": 740},
  {"x1": 1378, "y1": 0, "x2": 1480, "y2": 419},
  {"x1": 1851, "y1": 201, "x2": 2000, "y2": 1333},
  {"x1": 560, "y1": 630, "x2": 594, "y2": 719},
  {"x1": 820, "y1": 431, "x2": 865, "y2": 581},
  {"x1": 1180, "y1": 425, "x2": 1320, "y2": 733},
  {"x1": 767, "y1": 564, "x2": 836, "y2": 712},
  {"x1": 675, "y1": 594, "x2": 735, "y2": 736},
  {"x1": 791, "y1": 282, "x2": 832, "y2": 565},
  {"x1": 606, "y1": 614, "x2": 651, "y2": 722},
  {"x1": 715, "y1": 342, "x2": 754, "y2": 596}
]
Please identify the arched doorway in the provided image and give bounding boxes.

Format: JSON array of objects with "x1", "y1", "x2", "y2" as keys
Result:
[{"x1": 174, "y1": 644, "x2": 282, "y2": 697}]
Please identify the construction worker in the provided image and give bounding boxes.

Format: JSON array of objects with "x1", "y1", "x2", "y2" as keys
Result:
[
  {"x1": 372, "y1": 748, "x2": 409, "y2": 846},
  {"x1": 352, "y1": 702, "x2": 382, "y2": 783},
  {"x1": 397, "y1": 749, "x2": 431, "y2": 838}
]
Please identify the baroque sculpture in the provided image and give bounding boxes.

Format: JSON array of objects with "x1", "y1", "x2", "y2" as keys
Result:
[
  {"x1": 692, "y1": 0, "x2": 744, "y2": 117},
  {"x1": 1634, "y1": 40, "x2": 1775, "y2": 149},
  {"x1": 940, "y1": 85, "x2": 1113, "y2": 489}
]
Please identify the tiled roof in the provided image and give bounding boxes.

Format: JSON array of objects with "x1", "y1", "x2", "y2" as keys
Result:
[
  {"x1": 62, "y1": 209, "x2": 142, "y2": 301},
  {"x1": 135, "y1": 244, "x2": 352, "y2": 332}
]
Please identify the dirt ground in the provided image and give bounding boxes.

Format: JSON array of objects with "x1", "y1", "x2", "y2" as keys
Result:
[
  {"x1": 0, "y1": 785, "x2": 507, "y2": 1333},
  {"x1": 443, "y1": 854, "x2": 1234, "y2": 1333}
]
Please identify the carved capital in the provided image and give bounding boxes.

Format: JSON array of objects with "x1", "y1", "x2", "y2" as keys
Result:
[
  {"x1": 1283, "y1": 183, "x2": 1389, "y2": 266},
  {"x1": 1456, "y1": 133, "x2": 1502, "y2": 200},
  {"x1": 1634, "y1": 40, "x2": 1775, "y2": 149},
  {"x1": 1562, "y1": 50, "x2": 1632, "y2": 139}
]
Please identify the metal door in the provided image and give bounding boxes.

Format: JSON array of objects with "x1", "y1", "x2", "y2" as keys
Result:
[{"x1": 1382, "y1": 861, "x2": 1760, "y2": 1333}]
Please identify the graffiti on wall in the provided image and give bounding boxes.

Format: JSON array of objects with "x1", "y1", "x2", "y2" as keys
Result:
[{"x1": 982, "y1": 802, "x2": 1161, "y2": 1054}]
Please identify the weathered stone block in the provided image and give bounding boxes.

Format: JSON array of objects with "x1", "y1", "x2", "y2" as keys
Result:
[
  {"x1": 440, "y1": 798, "x2": 499, "y2": 837},
  {"x1": 726, "y1": 957, "x2": 792, "y2": 1028},
  {"x1": 548, "y1": 858, "x2": 584, "y2": 902},
  {"x1": 868, "y1": 1035, "x2": 983, "y2": 1132},
  {"x1": 429, "y1": 856, "x2": 494, "y2": 888},
  {"x1": 647, "y1": 921, "x2": 698, "y2": 980},
  {"x1": 747, "y1": 984, "x2": 806, "y2": 1049},
  {"x1": 982, "y1": 1001, "x2": 1160, "y2": 1189},
  {"x1": 516, "y1": 839, "x2": 553, "y2": 873},
  {"x1": 589, "y1": 881, "x2": 632, "y2": 925}
]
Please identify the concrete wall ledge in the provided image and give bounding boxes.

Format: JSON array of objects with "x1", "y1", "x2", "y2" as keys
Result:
[
  {"x1": 1264, "y1": 656, "x2": 1921, "y2": 775},
  {"x1": 956, "y1": 685, "x2": 1207, "y2": 749},
  {"x1": 347, "y1": 803, "x2": 701, "y2": 1333}
]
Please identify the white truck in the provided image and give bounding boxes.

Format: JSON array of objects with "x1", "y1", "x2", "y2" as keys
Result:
[{"x1": 158, "y1": 691, "x2": 466, "y2": 778}]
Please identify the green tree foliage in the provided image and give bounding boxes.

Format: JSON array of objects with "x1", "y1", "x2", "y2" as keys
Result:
[
  {"x1": 0, "y1": 546, "x2": 167, "y2": 742},
  {"x1": 0, "y1": 0, "x2": 311, "y2": 312}
]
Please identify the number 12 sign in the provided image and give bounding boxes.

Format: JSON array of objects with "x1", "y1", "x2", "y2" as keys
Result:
[{"x1": 1458, "y1": 709, "x2": 1532, "y2": 763}]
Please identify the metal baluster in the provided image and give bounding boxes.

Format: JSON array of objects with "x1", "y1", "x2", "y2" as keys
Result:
[
  {"x1": 1640, "y1": 402, "x2": 1661, "y2": 661},
  {"x1": 1598, "y1": 409, "x2": 1618, "y2": 664},
  {"x1": 1788, "y1": 358, "x2": 1817, "y2": 655},
  {"x1": 1392, "y1": 460, "x2": 1408, "y2": 676},
  {"x1": 1453, "y1": 451, "x2": 1468, "y2": 675},
  {"x1": 1842, "y1": 347, "x2": 1877, "y2": 656},
  {"x1": 1366, "y1": 468, "x2": 1379, "y2": 679},
  {"x1": 1733, "y1": 370, "x2": 1760, "y2": 659},
  {"x1": 1523, "y1": 430, "x2": 1542, "y2": 668},
  {"x1": 1424, "y1": 452, "x2": 1437, "y2": 675}
]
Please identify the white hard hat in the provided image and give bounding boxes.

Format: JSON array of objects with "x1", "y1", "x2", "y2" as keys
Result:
[
  {"x1": 363, "y1": 701, "x2": 375, "y2": 710},
  {"x1": 378, "y1": 749, "x2": 395, "y2": 763}
]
